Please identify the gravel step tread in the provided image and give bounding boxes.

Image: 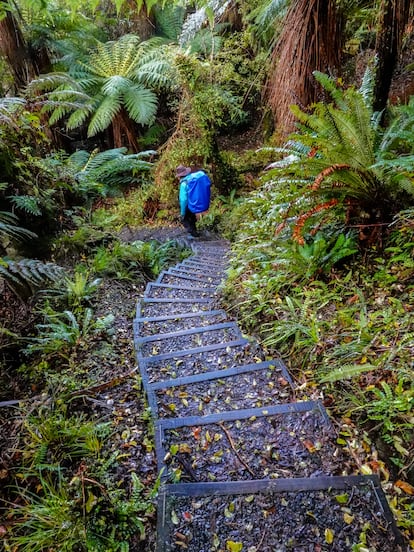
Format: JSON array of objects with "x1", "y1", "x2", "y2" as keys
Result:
[
  {"x1": 155, "y1": 401, "x2": 350, "y2": 483},
  {"x1": 138, "y1": 299, "x2": 217, "y2": 318},
  {"x1": 156, "y1": 272, "x2": 222, "y2": 289},
  {"x1": 137, "y1": 339, "x2": 257, "y2": 388},
  {"x1": 135, "y1": 310, "x2": 228, "y2": 336},
  {"x1": 146, "y1": 359, "x2": 294, "y2": 418},
  {"x1": 171, "y1": 264, "x2": 225, "y2": 278},
  {"x1": 137, "y1": 333, "x2": 247, "y2": 364},
  {"x1": 166, "y1": 268, "x2": 223, "y2": 284},
  {"x1": 136, "y1": 324, "x2": 242, "y2": 358},
  {"x1": 135, "y1": 321, "x2": 242, "y2": 344},
  {"x1": 157, "y1": 476, "x2": 403, "y2": 552},
  {"x1": 144, "y1": 282, "x2": 217, "y2": 300},
  {"x1": 180, "y1": 259, "x2": 227, "y2": 271}
]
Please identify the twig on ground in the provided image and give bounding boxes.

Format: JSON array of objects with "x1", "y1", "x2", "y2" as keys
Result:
[{"x1": 218, "y1": 422, "x2": 255, "y2": 477}]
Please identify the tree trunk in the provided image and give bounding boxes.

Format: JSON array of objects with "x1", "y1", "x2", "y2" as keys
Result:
[
  {"x1": 0, "y1": 6, "x2": 51, "y2": 92},
  {"x1": 0, "y1": 9, "x2": 34, "y2": 91},
  {"x1": 112, "y1": 108, "x2": 140, "y2": 152},
  {"x1": 372, "y1": 0, "x2": 412, "y2": 114},
  {"x1": 267, "y1": 0, "x2": 343, "y2": 137}
]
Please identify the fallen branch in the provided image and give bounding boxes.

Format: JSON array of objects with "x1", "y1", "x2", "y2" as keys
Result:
[{"x1": 218, "y1": 422, "x2": 255, "y2": 477}]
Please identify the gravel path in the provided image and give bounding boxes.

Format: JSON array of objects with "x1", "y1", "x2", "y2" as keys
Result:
[{"x1": 134, "y1": 237, "x2": 405, "y2": 552}]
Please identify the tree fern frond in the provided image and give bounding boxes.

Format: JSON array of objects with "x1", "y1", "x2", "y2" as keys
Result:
[
  {"x1": 88, "y1": 94, "x2": 122, "y2": 136},
  {"x1": 66, "y1": 150, "x2": 91, "y2": 170},
  {"x1": 136, "y1": 59, "x2": 174, "y2": 89},
  {"x1": 154, "y1": 3, "x2": 185, "y2": 41},
  {"x1": 66, "y1": 105, "x2": 94, "y2": 131},
  {"x1": 79, "y1": 148, "x2": 128, "y2": 172},
  {"x1": 101, "y1": 75, "x2": 132, "y2": 96},
  {"x1": 86, "y1": 35, "x2": 142, "y2": 78},
  {"x1": 124, "y1": 86, "x2": 158, "y2": 125},
  {"x1": 27, "y1": 72, "x2": 81, "y2": 94}
]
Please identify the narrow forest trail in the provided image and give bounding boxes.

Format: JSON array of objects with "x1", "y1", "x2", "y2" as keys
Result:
[{"x1": 134, "y1": 238, "x2": 405, "y2": 552}]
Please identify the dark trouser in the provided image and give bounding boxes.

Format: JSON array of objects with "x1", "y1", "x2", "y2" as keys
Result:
[{"x1": 182, "y1": 207, "x2": 198, "y2": 236}]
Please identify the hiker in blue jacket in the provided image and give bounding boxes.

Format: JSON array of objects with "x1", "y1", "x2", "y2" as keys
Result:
[{"x1": 176, "y1": 165, "x2": 199, "y2": 237}]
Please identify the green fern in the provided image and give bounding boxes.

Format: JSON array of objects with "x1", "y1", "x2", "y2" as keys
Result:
[
  {"x1": 0, "y1": 259, "x2": 64, "y2": 298},
  {"x1": 28, "y1": 35, "x2": 175, "y2": 144},
  {"x1": 9, "y1": 195, "x2": 42, "y2": 216},
  {"x1": 66, "y1": 147, "x2": 154, "y2": 196},
  {"x1": 0, "y1": 211, "x2": 38, "y2": 243},
  {"x1": 319, "y1": 363, "x2": 377, "y2": 383}
]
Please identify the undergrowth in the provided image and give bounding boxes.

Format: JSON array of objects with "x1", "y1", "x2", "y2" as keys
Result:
[{"x1": 221, "y1": 84, "x2": 414, "y2": 545}]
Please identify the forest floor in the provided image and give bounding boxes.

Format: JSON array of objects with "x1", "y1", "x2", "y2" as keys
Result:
[{"x1": 0, "y1": 224, "x2": 201, "y2": 550}]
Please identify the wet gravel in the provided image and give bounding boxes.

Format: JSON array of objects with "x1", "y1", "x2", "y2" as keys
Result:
[
  {"x1": 136, "y1": 311, "x2": 228, "y2": 336},
  {"x1": 161, "y1": 484, "x2": 402, "y2": 551},
  {"x1": 140, "y1": 301, "x2": 216, "y2": 317},
  {"x1": 142, "y1": 343, "x2": 260, "y2": 384},
  {"x1": 145, "y1": 284, "x2": 217, "y2": 300},
  {"x1": 153, "y1": 363, "x2": 293, "y2": 418},
  {"x1": 167, "y1": 268, "x2": 222, "y2": 284},
  {"x1": 139, "y1": 325, "x2": 241, "y2": 357},
  {"x1": 158, "y1": 274, "x2": 221, "y2": 288},
  {"x1": 160, "y1": 408, "x2": 347, "y2": 482}
]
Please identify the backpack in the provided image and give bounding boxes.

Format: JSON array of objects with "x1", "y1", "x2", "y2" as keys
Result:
[{"x1": 186, "y1": 171, "x2": 211, "y2": 214}]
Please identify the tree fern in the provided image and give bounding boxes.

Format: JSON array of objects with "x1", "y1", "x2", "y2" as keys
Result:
[{"x1": 27, "y1": 35, "x2": 176, "y2": 148}]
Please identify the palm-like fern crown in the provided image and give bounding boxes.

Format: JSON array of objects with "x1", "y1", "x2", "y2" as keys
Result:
[
  {"x1": 83, "y1": 35, "x2": 144, "y2": 79},
  {"x1": 27, "y1": 34, "x2": 176, "y2": 138}
]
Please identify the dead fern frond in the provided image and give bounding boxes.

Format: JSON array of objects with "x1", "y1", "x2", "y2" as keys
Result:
[
  {"x1": 0, "y1": 259, "x2": 65, "y2": 299},
  {"x1": 312, "y1": 164, "x2": 351, "y2": 190},
  {"x1": 292, "y1": 199, "x2": 339, "y2": 244}
]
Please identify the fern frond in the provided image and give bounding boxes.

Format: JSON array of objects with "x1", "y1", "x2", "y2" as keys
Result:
[
  {"x1": 313, "y1": 71, "x2": 348, "y2": 110},
  {"x1": 1, "y1": 259, "x2": 64, "y2": 298},
  {"x1": 87, "y1": 95, "x2": 122, "y2": 136},
  {"x1": 101, "y1": 75, "x2": 131, "y2": 96},
  {"x1": 0, "y1": 212, "x2": 37, "y2": 242},
  {"x1": 66, "y1": 105, "x2": 94, "y2": 131},
  {"x1": 9, "y1": 196, "x2": 42, "y2": 216},
  {"x1": 124, "y1": 86, "x2": 158, "y2": 124},
  {"x1": 154, "y1": 3, "x2": 185, "y2": 41},
  {"x1": 319, "y1": 363, "x2": 377, "y2": 383},
  {"x1": 358, "y1": 66, "x2": 375, "y2": 107},
  {"x1": 137, "y1": 58, "x2": 174, "y2": 89}
]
